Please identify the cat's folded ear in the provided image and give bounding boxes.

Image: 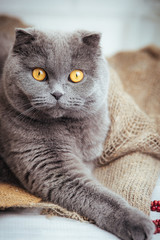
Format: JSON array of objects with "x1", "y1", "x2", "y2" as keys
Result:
[
  {"x1": 13, "y1": 28, "x2": 35, "y2": 54},
  {"x1": 81, "y1": 32, "x2": 102, "y2": 48}
]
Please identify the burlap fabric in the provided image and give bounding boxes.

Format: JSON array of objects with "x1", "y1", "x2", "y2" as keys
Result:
[{"x1": 0, "y1": 16, "x2": 160, "y2": 219}]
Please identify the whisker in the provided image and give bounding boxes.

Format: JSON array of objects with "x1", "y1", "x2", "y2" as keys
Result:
[
  {"x1": 31, "y1": 96, "x2": 46, "y2": 100},
  {"x1": 31, "y1": 98, "x2": 46, "y2": 103},
  {"x1": 1, "y1": 102, "x2": 32, "y2": 118},
  {"x1": 32, "y1": 102, "x2": 42, "y2": 106},
  {"x1": 31, "y1": 107, "x2": 41, "y2": 120},
  {"x1": 15, "y1": 106, "x2": 35, "y2": 121},
  {"x1": 33, "y1": 103, "x2": 53, "y2": 108}
]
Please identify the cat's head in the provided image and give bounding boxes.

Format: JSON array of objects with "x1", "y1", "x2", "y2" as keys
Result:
[{"x1": 3, "y1": 28, "x2": 109, "y2": 120}]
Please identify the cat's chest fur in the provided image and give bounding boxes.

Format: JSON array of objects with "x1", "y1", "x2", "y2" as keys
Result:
[{"x1": 63, "y1": 107, "x2": 110, "y2": 163}]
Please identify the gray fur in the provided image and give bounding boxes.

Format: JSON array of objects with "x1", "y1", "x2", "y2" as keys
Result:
[{"x1": 0, "y1": 28, "x2": 154, "y2": 239}]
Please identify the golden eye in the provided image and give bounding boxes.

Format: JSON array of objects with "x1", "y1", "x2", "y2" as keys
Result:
[
  {"x1": 69, "y1": 70, "x2": 84, "y2": 83},
  {"x1": 32, "y1": 68, "x2": 47, "y2": 81}
]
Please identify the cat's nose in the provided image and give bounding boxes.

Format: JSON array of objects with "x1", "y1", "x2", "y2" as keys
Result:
[{"x1": 51, "y1": 91, "x2": 63, "y2": 100}]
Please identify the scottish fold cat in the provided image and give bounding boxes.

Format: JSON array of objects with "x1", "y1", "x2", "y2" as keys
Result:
[{"x1": 0, "y1": 28, "x2": 154, "y2": 239}]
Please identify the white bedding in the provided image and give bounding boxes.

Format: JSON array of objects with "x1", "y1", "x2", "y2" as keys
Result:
[{"x1": 0, "y1": 176, "x2": 159, "y2": 240}]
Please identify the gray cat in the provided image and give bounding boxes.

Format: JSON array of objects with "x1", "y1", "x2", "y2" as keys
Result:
[{"x1": 0, "y1": 28, "x2": 154, "y2": 239}]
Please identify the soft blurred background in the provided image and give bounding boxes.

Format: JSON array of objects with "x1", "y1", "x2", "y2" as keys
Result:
[{"x1": 0, "y1": 0, "x2": 160, "y2": 56}]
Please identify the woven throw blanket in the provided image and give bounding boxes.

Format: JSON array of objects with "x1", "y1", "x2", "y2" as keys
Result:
[{"x1": 0, "y1": 16, "x2": 160, "y2": 219}]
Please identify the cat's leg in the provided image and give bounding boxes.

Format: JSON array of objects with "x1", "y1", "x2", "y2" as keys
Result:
[
  {"x1": 10, "y1": 148, "x2": 154, "y2": 240},
  {"x1": 46, "y1": 173, "x2": 154, "y2": 240}
]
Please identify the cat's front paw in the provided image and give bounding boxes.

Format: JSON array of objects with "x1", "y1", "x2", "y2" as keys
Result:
[
  {"x1": 97, "y1": 207, "x2": 155, "y2": 240},
  {"x1": 119, "y1": 207, "x2": 155, "y2": 240}
]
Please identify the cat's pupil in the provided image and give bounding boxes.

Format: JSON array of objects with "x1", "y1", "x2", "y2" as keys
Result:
[{"x1": 76, "y1": 72, "x2": 79, "y2": 78}]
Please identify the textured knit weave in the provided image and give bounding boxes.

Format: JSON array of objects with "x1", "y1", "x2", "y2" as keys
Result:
[
  {"x1": 98, "y1": 51, "x2": 160, "y2": 165},
  {"x1": 0, "y1": 16, "x2": 160, "y2": 220}
]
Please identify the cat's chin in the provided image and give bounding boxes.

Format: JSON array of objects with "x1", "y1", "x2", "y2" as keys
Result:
[
  {"x1": 46, "y1": 105, "x2": 67, "y2": 119},
  {"x1": 44, "y1": 103, "x2": 84, "y2": 120},
  {"x1": 49, "y1": 110, "x2": 66, "y2": 119},
  {"x1": 44, "y1": 108, "x2": 85, "y2": 120}
]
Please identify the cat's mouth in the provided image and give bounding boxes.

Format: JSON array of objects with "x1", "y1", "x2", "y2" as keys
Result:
[
  {"x1": 30, "y1": 98, "x2": 86, "y2": 119},
  {"x1": 55, "y1": 101, "x2": 64, "y2": 109},
  {"x1": 30, "y1": 98, "x2": 65, "y2": 110},
  {"x1": 43, "y1": 102, "x2": 67, "y2": 118}
]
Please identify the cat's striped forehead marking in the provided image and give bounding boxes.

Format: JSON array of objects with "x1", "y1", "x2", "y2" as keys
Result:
[{"x1": 45, "y1": 33, "x2": 72, "y2": 76}]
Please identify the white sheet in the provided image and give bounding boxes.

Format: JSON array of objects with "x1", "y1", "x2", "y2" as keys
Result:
[
  {"x1": 0, "y1": 209, "x2": 119, "y2": 240},
  {"x1": 0, "y1": 176, "x2": 159, "y2": 240}
]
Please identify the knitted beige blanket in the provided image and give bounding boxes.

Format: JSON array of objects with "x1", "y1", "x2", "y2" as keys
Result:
[{"x1": 0, "y1": 16, "x2": 160, "y2": 219}]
